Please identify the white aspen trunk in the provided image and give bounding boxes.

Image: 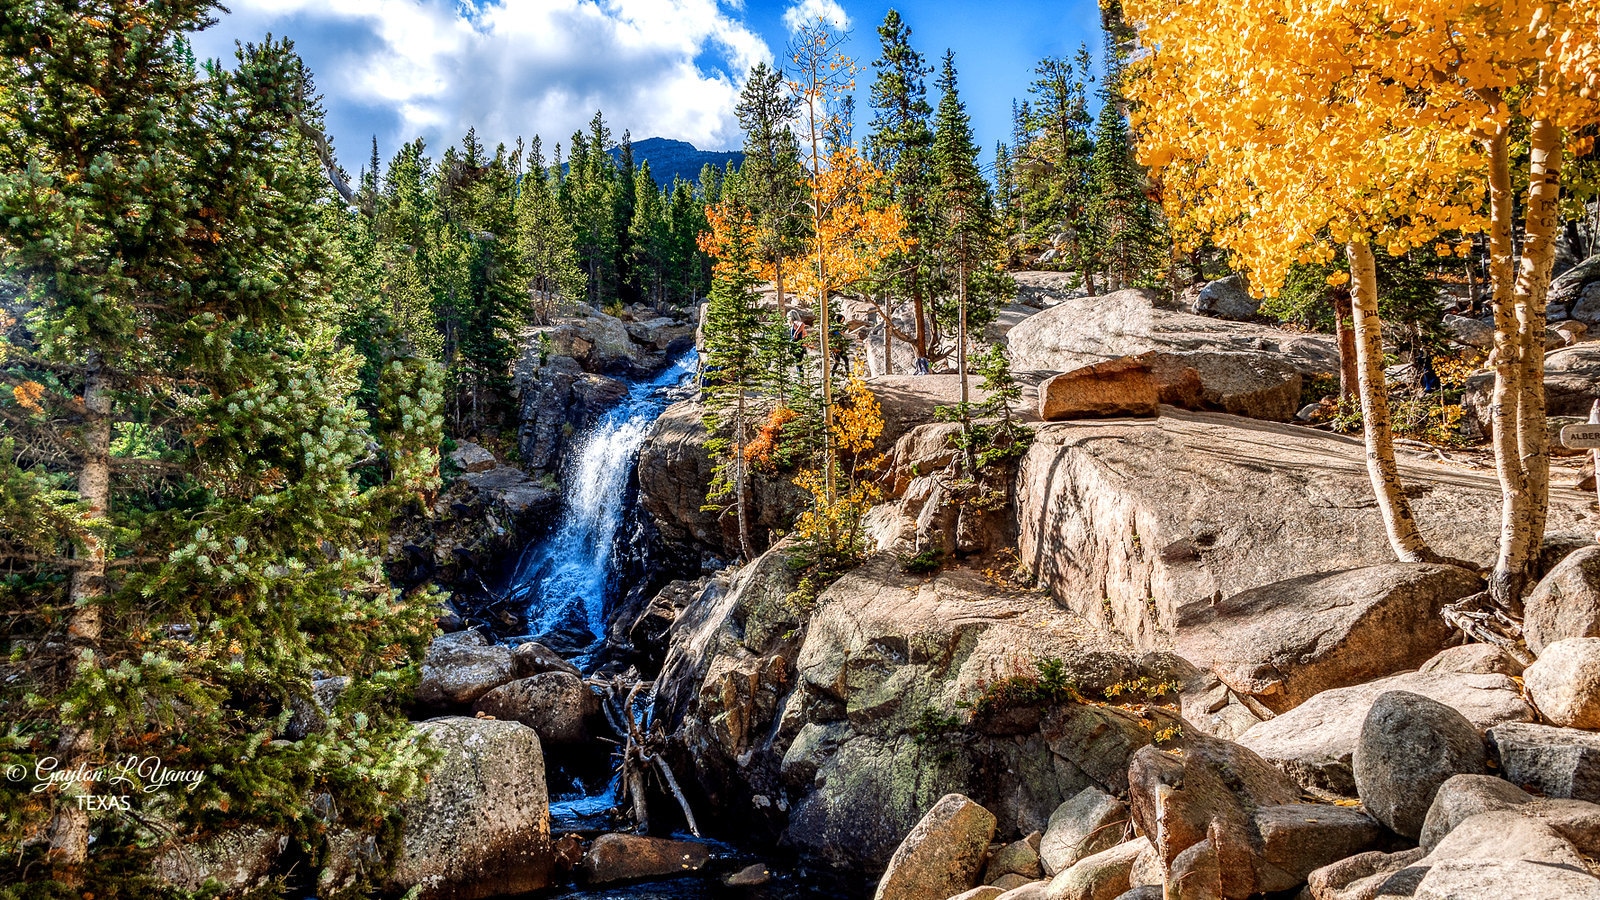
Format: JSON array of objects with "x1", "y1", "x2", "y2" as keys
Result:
[
  {"x1": 48, "y1": 363, "x2": 111, "y2": 868},
  {"x1": 1485, "y1": 127, "x2": 1533, "y2": 605},
  {"x1": 1346, "y1": 240, "x2": 1437, "y2": 563},
  {"x1": 1515, "y1": 115, "x2": 1563, "y2": 578},
  {"x1": 805, "y1": 89, "x2": 835, "y2": 505},
  {"x1": 1591, "y1": 400, "x2": 1600, "y2": 543}
]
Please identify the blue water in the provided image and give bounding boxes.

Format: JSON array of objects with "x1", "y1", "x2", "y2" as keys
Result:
[{"x1": 503, "y1": 350, "x2": 697, "y2": 665}]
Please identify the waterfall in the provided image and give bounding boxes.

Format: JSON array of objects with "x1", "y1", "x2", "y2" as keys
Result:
[{"x1": 504, "y1": 350, "x2": 697, "y2": 665}]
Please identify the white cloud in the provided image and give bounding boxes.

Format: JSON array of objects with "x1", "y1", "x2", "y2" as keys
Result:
[
  {"x1": 192, "y1": 0, "x2": 774, "y2": 158},
  {"x1": 781, "y1": 0, "x2": 849, "y2": 32}
]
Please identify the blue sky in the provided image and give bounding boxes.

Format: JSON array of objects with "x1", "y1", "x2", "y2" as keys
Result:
[{"x1": 190, "y1": 0, "x2": 1106, "y2": 172}]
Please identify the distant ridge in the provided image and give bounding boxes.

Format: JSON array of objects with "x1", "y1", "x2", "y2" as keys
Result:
[{"x1": 612, "y1": 137, "x2": 742, "y2": 187}]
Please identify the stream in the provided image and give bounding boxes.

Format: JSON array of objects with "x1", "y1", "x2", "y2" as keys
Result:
[{"x1": 494, "y1": 350, "x2": 854, "y2": 899}]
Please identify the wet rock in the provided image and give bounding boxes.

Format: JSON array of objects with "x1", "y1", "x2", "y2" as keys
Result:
[
  {"x1": 873, "y1": 794, "x2": 997, "y2": 900},
  {"x1": 1418, "y1": 643, "x2": 1525, "y2": 677},
  {"x1": 579, "y1": 834, "x2": 710, "y2": 884},
  {"x1": 1037, "y1": 357, "x2": 1160, "y2": 421},
  {"x1": 1175, "y1": 564, "x2": 1479, "y2": 713},
  {"x1": 472, "y1": 671, "x2": 600, "y2": 746},
  {"x1": 1524, "y1": 546, "x2": 1600, "y2": 655},
  {"x1": 1353, "y1": 692, "x2": 1487, "y2": 838},
  {"x1": 387, "y1": 717, "x2": 551, "y2": 899},
  {"x1": 416, "y1": 630, "x2": 515, "y2": 710},
  {"x1": 1039, "y1": 788, "x2": 1129, "y2": 876},
  {"x1": 1418, "y1": 774, "x2": 1534, "y2": 852},
  {"x1": 1043, "y1": 837, "x2": 1149, "y2": 900},
  {"x1": 1488, "y1": 721, "x2": 1600, "y2": 802},
  {"x1": 1237, "y1": 671, "x2": 1533, "y2": 795},
  {"x1": 1015, "y1": 410, "x2": 1592, "y2": 649},
  {"x1": 510, "y1": 641, "x2": 581, "y2": 679},
  {"x1": 153, "y1": 829, "x2": 286, "y2": 894},
  {"x1": 726, "y1": 863, "x2": 772, "y2": 886}
]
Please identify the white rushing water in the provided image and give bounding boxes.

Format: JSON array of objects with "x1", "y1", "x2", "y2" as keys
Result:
[{"x1": 505, "y1": 350, "x2": 697, "y2": 663}]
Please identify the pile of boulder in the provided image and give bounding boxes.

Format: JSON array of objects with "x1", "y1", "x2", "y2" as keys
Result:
[{"x1": 871, "y1": 543, "x2": 1600, "y2": 900}]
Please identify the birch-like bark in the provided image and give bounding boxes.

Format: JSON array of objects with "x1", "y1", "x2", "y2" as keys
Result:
[
  {"x1": 1484, "y1": 127, "x2": 1532, "y2": 605},
  {"x1": 1347, "y1": 240, "x2": 1437, "y2": 563},
  {"x1": 48, "y1": 364, "x2": 111, "y2": 868},
  {"x1": 1515, "y1": 115, "x2": 1563, "y2": 572}
]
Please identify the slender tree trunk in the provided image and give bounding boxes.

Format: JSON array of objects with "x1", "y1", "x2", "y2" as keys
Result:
[
  {"x1": 1591, "y1": 401, "x2": 1600, "y2": 542},
  {"x1": 734, "y1": 388, "x2": 753, "y2": 562},
  {"x1": 958, "y1": 253, "x2": 974, "y2": 474},
  {"x1": 1347, "y1": 240, "x2": 1438, "y2": 563},
  {"x1": 1332, "y1": 291, "x2": 1358, "y2": 401},
  {"x1": 1481, "y1": 127, "x2": 1533, "y2": 605},
  {"x1": 48, "y1": 362, "x2": 112, "y2": 871},
  {"x1": 775, "y1": 258, "x2": 786, "y2": 315},
  {"x1": 912, "y1": 279, "x2": 929, "y2": 361},
  {"x1": 806, "y1": 94, "x2": 835, "y2": 504},
  {"x1": 1515, "y1": 114, "x2": 1563, "y2": 576},
  {"x1": 882, "y1": 297, "x2": 893, "y2": 376}
]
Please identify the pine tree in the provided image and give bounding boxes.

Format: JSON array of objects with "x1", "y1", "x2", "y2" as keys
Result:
[
  {"x1": 735, "y1": 62, "x2": 809, "y2": 316},
  {"x1": 867, "y1": 8, "x2": 939, "y2": 366},
  {"x1": 1086, "y1": 47, "x2": 1167, "y2": 291},
  {"x1": 932, "y1": 50, "x2": 1012, "y2": 470},
  {"x1": 0, "y1": 12, "x2": 440, "y2": 889},
  {"x1": 517, "y1": 164, "x2": 587, "y2": 324},
  {"x1": 699, "y1": 177, "x2": 768, "y2": 561},
  {"x1": 1017, "y1": 51, "x2": 1097, "y2": 286}
]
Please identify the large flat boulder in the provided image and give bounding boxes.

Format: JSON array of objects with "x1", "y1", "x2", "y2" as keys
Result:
[
  {"x1": 1237, "y1": 671, "x2": 1533, "y2": 796},
  {"x1": 1037, "y1": 358, "x2": 1160, "y2": 421},
  {"x1": 1016, "y1": 409, "x2": 1597, "y2": 648},
  {"x1": 1005, "y1": 288, "x2": 1339, "y2": 421},
  {"x1": 387, "y1": 717, "x2": 552, "y2": 900},
  {"x1": 1488, "y1": 721, "x2": 1600, "y2": 803},
  {"x1": 1174, "y1": 564, "x2": 1480, "y2": 713}
]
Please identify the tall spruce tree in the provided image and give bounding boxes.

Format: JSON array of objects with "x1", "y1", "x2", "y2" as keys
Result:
[
  {"x1": 867, "y1": 9, "x2": 939, "y2": 366},
  {"x1": 1086, "y1": 47, "x2": 1167, "y2": 291},
  {"x1": 0, "y1": 9, "x2": 440, "y2": 889},
  {"x1": 700, "y1": 174, "x2": 767, "y2": 561},
  {"x1": 516, "y1": 161, "x2": 587, "y2": 324},
  {"x1": 735, "y1": 62, "x2": 809, "y2": 315},
  {"x1": 1018, "y1": 50, "x2": 1097, "y2": 287},
  {"x1": 932, "y1": 50, "x2": 1011, "y2": 469}
]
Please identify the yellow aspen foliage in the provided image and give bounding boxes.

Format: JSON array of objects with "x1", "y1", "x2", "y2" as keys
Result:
[
  {"x1": 792, "y1": 365, "x2": 886, "y2": 566},
  {"x1": 789, "y1": 147, "x2": 913, "y2": 302}
]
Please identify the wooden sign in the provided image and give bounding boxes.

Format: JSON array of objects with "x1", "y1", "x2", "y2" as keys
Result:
[{"x1": 1561, "y1": 423, "x2": 1600, "y2": 450}]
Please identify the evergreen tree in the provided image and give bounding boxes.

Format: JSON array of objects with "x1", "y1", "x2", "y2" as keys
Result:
[
  {"x1": 1086, "y1": 48, "x2": 1168, "y2": 291},
  {"x1": 629, "y1": 161, "x2": 671, "y2": 307},
  {"x1": 0, "y1": 11, "x2": 440, "y2": 890},
  {"x1": 614, "y1": 130, "x2": 639, "y2": 303},
  {"x1": 735, "y1": 62, "x2": 809, "y2": 315},
  {"x1": 516, "y1": 164, "x2": 587, "y2": 324},
  {"x1": 700, "y1": 177, "x2": 768, "y2": 561},
  {"x1": 932, "y1": 51, "x2": 1012, "y2": 470},
  {"x1": 867, "y1": 8, "x2": 939, "y2": 364},
  {"x1": 1017, "y1": 50, "x2": 1097, "y2": 286}
]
